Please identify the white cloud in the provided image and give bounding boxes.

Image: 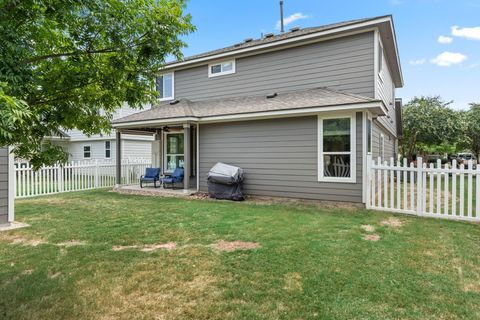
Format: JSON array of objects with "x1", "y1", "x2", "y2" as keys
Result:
[
  {"x1": 276, "y1": 13, "x2": 309, "y2": 30},
  {"x1": 451, "y1": 25, "x2": 480, "y2": 40},
  {"x1": 437, "y1": 35, "x2": 453, "y2": 44},
  {"x1": 409, "y1": 59, "x2": 426, "y2": 65},
  {"x1": 430, "y1": 51, "x2": 467, "y2": 67}
]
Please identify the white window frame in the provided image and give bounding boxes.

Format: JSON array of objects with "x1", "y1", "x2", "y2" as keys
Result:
[
  {"x1": 163, "y1": 131, "x2": 184, "y2": 173},
  {"x1": 208, "y1": 59, "x2": 236, "y2": 78},
  {"x1": 105, "y1": 141, "x2": 111, "y2": 159},
  {"x1": 83, "y1": 145, "x2": 91, "y2": 159},
  {"x1": 157, "y1": 72, "x2": 174, "y2": 101},
  {"x1": 318, "y1": 113, "x2": 356, "y2": 183}
]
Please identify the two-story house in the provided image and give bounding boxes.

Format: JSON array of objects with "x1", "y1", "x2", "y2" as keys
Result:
[{"x1": 112, "y1": 15, "x2": 403, "y2": 204}]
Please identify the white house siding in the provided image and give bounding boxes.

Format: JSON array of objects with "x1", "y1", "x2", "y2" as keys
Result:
[{"x1": 61, "y1": 137, "x2": 152, "y2": 162}]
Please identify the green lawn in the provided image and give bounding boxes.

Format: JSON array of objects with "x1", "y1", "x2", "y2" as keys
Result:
[{"x1": 1, "y1": 190, "x2": 479, "y2": 319}]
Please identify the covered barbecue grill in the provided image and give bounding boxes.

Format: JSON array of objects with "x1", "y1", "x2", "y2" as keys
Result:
[{"x1": 207, "y1": 162, "x2": 245, "y2": 201}]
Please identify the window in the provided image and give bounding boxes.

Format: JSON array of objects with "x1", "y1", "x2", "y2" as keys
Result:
[
  {"x1": 164, "y1": 132, "x2": 184, "y2": 172},
  {"x1": 105, "y1": 141, "x2": 111, "y2": 159},
  {"x1": 156, "y1": 73, "x2": 174, "y2": 100},
  {"x1": 318, "y1": 115, "x2": 356, "y2": 182},
  {"x1": 367, "y1": 118, "x2": 372, "y2": 154},
  {"x1": 208, "y1": 60, "x2": 235, "y2": 77},
  {"x1": 83, "y1": 146, "x2": 91, "y2": 159}
]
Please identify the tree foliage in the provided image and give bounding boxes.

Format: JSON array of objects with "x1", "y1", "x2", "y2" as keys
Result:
[
  {"x1": 463, "y1": 103, "x2": 480, "y2": 159},
  {"x1": 0, "y1": 0, "x2": 194, "y2": 167},
  {"x1": 401, "y1": 96, "x2": 461, "y2": 160}
]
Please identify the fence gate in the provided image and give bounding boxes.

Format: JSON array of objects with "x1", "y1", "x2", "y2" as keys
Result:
[{"x1": 366, "y1": 155, "x2": 480, "y2": 222}]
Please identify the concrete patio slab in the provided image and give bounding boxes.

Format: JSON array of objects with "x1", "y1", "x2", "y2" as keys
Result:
[{"x1": 0, "y1": 222, "x2": 30, "y2": 232}]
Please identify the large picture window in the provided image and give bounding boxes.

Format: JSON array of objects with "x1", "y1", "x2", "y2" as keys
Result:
[
  {"x1": 164, "y1": 132, "x2": 184, "y2": 172},
  {"x1": 318, "y1": 115, "x2": 356, "y2": 183},
  {"x1": 156, "y1": 73, "x2": 174, "y2": 101}
]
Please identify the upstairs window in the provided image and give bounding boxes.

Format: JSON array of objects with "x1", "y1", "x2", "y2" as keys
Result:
[
  {"x1": 156, "y1": 73, "x2": 174, "y2": 101},
  {"x1": 378, "y1": 42, "x2": 383, "y2": 73},
  {"x1": 208, "y1": 60, "x2": 235, "y2": 77},
  {"x1": 83, "y1": 146, "x2": 91, "y2": 159},
  {"x1": 105, "y1": 141, "x2": 111, "y2": 159}
]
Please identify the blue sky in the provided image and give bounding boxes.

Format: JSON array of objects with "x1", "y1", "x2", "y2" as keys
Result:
[{"x1": 179, "y1": 0, "x2": 480, "y2": 110}]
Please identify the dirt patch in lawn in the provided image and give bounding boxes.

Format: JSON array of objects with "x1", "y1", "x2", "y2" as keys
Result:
[
  {"x1": 210, "y1": 240, "x2": 261, "y2": 252},
  {"x1": 0, "y1": 234, "x2": 48, "y2": 247},
  {"x1": 283, "y1": 272, "x2": 303, "y2": 293},
  {"x1": 361, "y1": 224, "x2": 376, "y2": 232},
  {"x1": 56, "y1": 240, "x2": 86, "y2": 247},
  {"x1": 140, "y1": 242, "x2": 177, "y2": 252},
  {"x1": 112, "y1": 242, "x2": 177, "y2": 252},
  {"x1": 380, "y1": 217, "x2": 405, "y2": 228},
  {"x1": 363, "y1": 234, "x2": 380, "y2": 242}
]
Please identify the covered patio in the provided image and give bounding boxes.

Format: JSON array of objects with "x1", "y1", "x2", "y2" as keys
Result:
[{"x1": 114, "y1": 121, "x2": 199, "y2": 194}]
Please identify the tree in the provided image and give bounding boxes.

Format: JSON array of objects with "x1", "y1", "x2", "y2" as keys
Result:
[
  {"x1": 463, "y1": 103, "x2": 480, "y2": 159},
  {"x1": 0, "y1": 0, "x2": 194, "y2": 168},
  {"x1": 401, "y1": 96, "x2": 461, "y2": 161}
]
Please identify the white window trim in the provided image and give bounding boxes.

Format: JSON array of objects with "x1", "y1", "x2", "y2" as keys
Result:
[
  {"x1": 163, "y1": 130, "x2": 184, "y2": 173},
  {"x1": 208, "y1": 59, "x2": 236, "y2": 78},
  {"x1": 83, "y1": 145, "x2": 91, "y2": 159},
  {"x1": 105, "y1": 141, "x2": 111, "y2": 159},
  {"x1": 318, "y1": 113, "x2": 356, "y2": 183},
  {"x1": 158, "y1": 72, "x2": 174, "y2": 101}
]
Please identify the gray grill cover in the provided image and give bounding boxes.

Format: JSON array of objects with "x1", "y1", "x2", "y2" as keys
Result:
[
  {"x1": 207, "y1": 162, "x2": 244, "y2": 185},
  {"x1": 207, "y1": 162, "x2": 245, "y2": 201}
]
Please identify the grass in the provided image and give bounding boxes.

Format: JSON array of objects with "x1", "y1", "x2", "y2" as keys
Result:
[{"x1": 1, "y1": 190, "x2": 479, "y2": 319}]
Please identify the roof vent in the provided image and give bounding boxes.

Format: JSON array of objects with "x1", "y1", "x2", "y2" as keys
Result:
[
  {"x1": 289, "y1": 26, "x2": 300, "y2": 32},
  {"x1": 264, "y1": 33, "x2": 275, "y2": 38},
  {"x1": 169, "y1": 100, "x2": 180, "y2": 105},
  {"x1": 244, "y1": 38, "x2": 253, "y2": 43},
  {"x1": 266, "y1": 93, "x2": 278, "y2": 99}
]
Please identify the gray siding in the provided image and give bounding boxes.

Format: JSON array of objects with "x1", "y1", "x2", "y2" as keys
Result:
[
  {"x1": 199, "y1": 113, "x2": 363, "y2": 202},
  {"x1": 376, "y1": 39, "x2": 397, "y2": 137},
  {"x1": 0, "y1": 147, "x2": 9, "y2": 223},
  {"x1": 372, "y1": 121, "x2": 396, "y2": 162},
  {"x1": 174, "y1": 32, "x2": 375, "y2": 102}
]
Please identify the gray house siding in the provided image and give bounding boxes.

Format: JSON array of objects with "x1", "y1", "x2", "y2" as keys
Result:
[
  {"x1": 372, "y1": 121, "x2": 396, "y2": 162},
  {"x1": 0, "y1": 147, "x2": 9, "y2": 223},
  {"x1": 174, "y1": 32, "x2": 375, "y2": 102},
  {"x1": 199, "y1": 113, "x2": 363, "y2": 202},
  {"x1": 376, "y1": 37, "x2": 397, "y2": 137}
]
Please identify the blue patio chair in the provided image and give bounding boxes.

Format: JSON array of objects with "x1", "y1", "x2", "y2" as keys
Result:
[
  {"x1": 140, "y1": 167, "x2": 161, "y2": 188},
  {"x1": 161, "y1": 167, "x2": 184, "y2": 190}
]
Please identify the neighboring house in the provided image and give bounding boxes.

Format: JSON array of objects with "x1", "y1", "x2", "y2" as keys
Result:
[
  {"x1": 49, "y1": 105, "x2": 154, "y2": 162},
  {"x1": 112, "y1": 15, "x2": 403, "y2": 203},
  {"x1": 0, "y1": 147, "x2": 14, "y2": 224}
]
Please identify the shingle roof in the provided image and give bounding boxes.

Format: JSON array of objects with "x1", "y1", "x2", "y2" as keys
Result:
[
  {"x1": 113, "y1": 87, "x2": 380, "y2": 125},
  {"x1": 165, "y1": 15, "x2": 390, "y2": 66}
]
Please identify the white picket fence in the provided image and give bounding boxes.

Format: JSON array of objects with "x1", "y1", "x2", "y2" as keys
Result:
[
  {"x1": 366, "y1": 156, "x2": 480, "y2": 222},
  {"x1": 15, "y1": 159, "x2": 151, "y2": 198}
]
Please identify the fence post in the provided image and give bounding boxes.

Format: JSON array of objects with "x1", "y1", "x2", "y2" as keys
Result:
[
  {"x1": 94, "y1": 159, "x2": 99, "y2": 188},
  {"x1": 366, "y1": 154, "x2": 372, "y2": 209},
  {"x1": 58, "y1": 163, "x2": 64, "y2": 193},
  {"x1": 416, "y1": 157, "x2": 423, "y2": 216}
]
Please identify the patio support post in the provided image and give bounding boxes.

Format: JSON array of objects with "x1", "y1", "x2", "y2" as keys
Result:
[
  {"x1": 115, "y1": 130, "x2": 122, "y2": 188},
  {"x1": 183, "y1": 124, "x2": 191, "y2": 193}
]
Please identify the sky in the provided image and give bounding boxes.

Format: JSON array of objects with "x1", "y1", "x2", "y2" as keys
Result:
[{"x1": 177, "y1": 0, "x2": 480, "y2": 110}]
